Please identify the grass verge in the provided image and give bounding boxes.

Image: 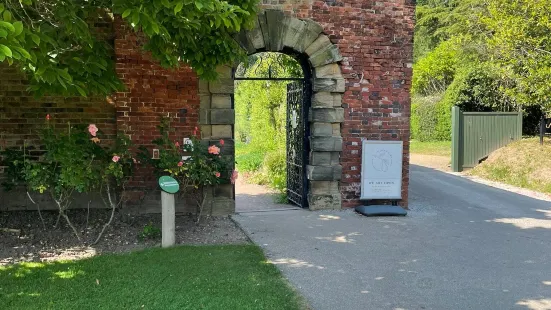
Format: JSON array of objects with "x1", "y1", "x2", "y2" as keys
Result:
[
  {"x1": 410, "y1": 140, "x2": 451, "y2": 157},
  {"x1": 470, "y1": 137, "x2": 551, "y2": 194},
  {"x1": 0, "y1": 245, "x2": 305, "y2": 310}
]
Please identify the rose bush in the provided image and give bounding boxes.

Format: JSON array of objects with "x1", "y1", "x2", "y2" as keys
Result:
[
  {"x1": 138, "y1": 117, "x2": 237, "y2": 221},
  {"x1": 1, "y1": 115, "x2": 135, "y2": 244}
]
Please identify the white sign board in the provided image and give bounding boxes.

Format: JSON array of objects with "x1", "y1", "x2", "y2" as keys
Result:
[{"x1": 361, "y1": 140, "x2": 403, "y2": 200}]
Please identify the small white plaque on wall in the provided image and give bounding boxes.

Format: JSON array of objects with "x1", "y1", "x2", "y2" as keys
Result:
[{"x1": 361, "y1": 140, "x2": 403, "y2": 200}]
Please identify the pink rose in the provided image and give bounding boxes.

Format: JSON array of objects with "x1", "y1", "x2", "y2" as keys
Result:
[
  {"x1": 230, "y1": 170, "x2": 239, "y2": 184},
  {"x1": 88, "y1": 124, "x2": 98, "y2": 137},
  {"x1": 214, "y1": 171, "x2": 221, "y2": 178},
  {"x1": 208, "y1": 145, "x2": 220, "y2": 155},
  {"x1": 112, "y1": 155, "x2": 120, "y2": 163},
  {"x1": 219, "y1": 139, "x2": 224, "y2": 146},
  {"x1": 46, "y1": 114, "x2": 51, "y2": 121},
  {"x1": 177, "y1": 161, "x2": 183, "y2": 167},
  {"x1": 175, "y1": 141, "x2": 180, "y2": 147}
]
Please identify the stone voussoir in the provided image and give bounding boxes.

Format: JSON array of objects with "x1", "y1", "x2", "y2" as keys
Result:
[
  {"x1": 211, "y1": 95, "x2": 231, "y2": 109},
  {"x1": 246, "y1": 16, "x2": 265, "y2": 50},
  {"x1": 310, "y1": 44, "x2": 343, "y2": 68},
  {"x1": 311, "y1": 123, "x2": 333, "y2": 136},
  {"x1": 314, "y1": 63, "x2": 343, "y2": 79},
  {"x1": 305, "y1": 35, "x2": 332, "y2": 56},
  {"x1": 312, "y1": 92, "x2": 343, "y2": 108},
  {"x1": 296, "y1": 19, "x2": 324, "y2": 53},
  {"x1": 307, "y1": 165, "x2": 343, "y2": 181},
  {"x1": 210, "y1": 109, "x2": 234, "y2": 125},
  {"x1": 282, "y1": 17, "x2": 306, "y2": 51},
  {"x1": 308, "y1": 193, "x2": 341, "y2": 210},
  {"x1": 310, "y1": 136, "x2": 343, "y2": 152},
  {"x1": 310, "y1": 108, "x2": 345, "y2": 123},
  {"x1": 310, "y1": 151, "x2": 341, "y2": 166},
  {"x1": 266, "y1": 10, "x2": 286, "y2": 51},
  {"x1": 309, "y1": 181, "x2": 340, "y2": 195},
  {"x1": 313, "y1": 78, "x2": 345, "y2": 93},
  {"x1": 209, "y1": 79, "x2": 234, "y2": 94}
]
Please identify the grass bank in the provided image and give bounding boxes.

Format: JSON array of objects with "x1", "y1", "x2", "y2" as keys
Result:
[
  {"x1": 470, "y1": 138, "x2": 551, "y2": 194},
  {"x1": 0, "y1": 245, "x2": 305, "y2": 310},
  {"x1": 410, "y1": 140, "x2": 451, "y2": 157}
]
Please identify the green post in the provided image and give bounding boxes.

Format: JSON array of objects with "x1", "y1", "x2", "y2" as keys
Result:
[
  {"x1": 451, "y1": 106, "x2": 461, "y2": 172},
  {"x1": 517, "y1": 109, "x2": 523, "y2": 140}
]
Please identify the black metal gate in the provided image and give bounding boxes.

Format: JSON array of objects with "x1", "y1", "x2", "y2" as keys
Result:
[{"x1": 286, "y1": 81, "x2": 308, "y2": 208}]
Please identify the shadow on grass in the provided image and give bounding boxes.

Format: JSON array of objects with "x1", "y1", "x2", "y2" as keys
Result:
[{"x1": 0, "y1": 245, "x2": 305, "y2": 310}]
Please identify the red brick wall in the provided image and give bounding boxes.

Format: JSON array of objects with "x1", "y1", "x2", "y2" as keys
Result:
[
  {"x1": 1, "y1": 1, "x2": 414, "y2": 210},
  {"x1": 0, "y1": 63, "x2": 117, "y2": 165},
  {"x1": 113, "y1": 17, "x2": 200, "y2": 205},
  {"x1": 258, "y1": 0, "x2": 415, "y2": 207},
  {"x1": 312, "y1": 1, "x2": 414, "y2": 207}
]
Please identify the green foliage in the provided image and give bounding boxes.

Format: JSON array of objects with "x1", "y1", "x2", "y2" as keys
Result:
[
  {"x1": 0, "y1": 0, "x2": 258, "y2": 96},
  {"x1": 411, "y1": 95, "x2": 441, "y2": 141},
  {"x1": 261, "y1": 150, "x2": 286, "y2": 191},
  {"x1": 481, "y1": 0, "x2": 551, "y2": 108},
  {"x1": 13, "y1": 120, "x2": 135, "y2": 198},
  {"x1": 412, "y1": 40, "x2": 458, "y2": 95},
  {"x1": 235, "y1": 141, "x2": 263, "y2": 172},
  {"x1": 235, "y1": 53, "x2": 303, "y2": 191},
  {"x1": 138, "y1": 222, "x2": 161, "y2": 241},
  {"x1": 412, "y1": 0, "x2": 551, "y2": 139},
  {"x1": 0, "y1": 116, "x2": 135, "y2": 243},
  {"x1": 137, "y1": 117, "x2": 233, "y2": 219},
  {"x1": 0, "y1": 148, "x2": 26, "y2": 191},
  {"x1": 138, "y1": 117, "x2": 231, "y2": 189}
]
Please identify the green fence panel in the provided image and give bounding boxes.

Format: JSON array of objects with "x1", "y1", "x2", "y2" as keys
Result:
[{"x1": 451, "y1": 107, "x2": 522, "y2": 172}]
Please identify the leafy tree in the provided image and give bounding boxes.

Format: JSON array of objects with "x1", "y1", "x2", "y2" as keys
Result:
[
  {"x1": 0, "y1": 0, "x2": 258, "y2": 96},
  {"x1": 481, "y1": 0, "x2": 551, "y2": 108},
  {"x1": 411, "y1": 0, "x2": 551, "y2": 140}
]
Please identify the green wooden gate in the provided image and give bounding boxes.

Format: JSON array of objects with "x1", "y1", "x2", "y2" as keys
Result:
[{"x1": 451, "y1": 106, "x2": 522, "y2": 172}]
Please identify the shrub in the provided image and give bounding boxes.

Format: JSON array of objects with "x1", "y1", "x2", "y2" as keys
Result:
[
  {"x1": 261, "y1": 150, "x2": 286, "y2": 191},
  {"x1": 412, "y1": 40, "x2": 458, "y2": 96},
  {"x1": 411, "y1": 95, "x2": 442, "y2": 141},
  {"x1": 1, "y1": 116, "x2": 135, "y2": 244}
]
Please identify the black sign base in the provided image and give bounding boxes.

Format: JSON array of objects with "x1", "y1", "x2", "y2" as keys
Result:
[{"x1": 355, "y1": 205, "x2": 407, "y2": 217}]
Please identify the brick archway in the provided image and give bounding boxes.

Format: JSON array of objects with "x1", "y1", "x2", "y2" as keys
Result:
[{"x1": 199, "y1": 10, "x2": 345, "y2": 212}]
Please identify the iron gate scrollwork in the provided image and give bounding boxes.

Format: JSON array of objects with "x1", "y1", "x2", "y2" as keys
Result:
[{"x1": 286, "y1": 81, "x2": 308, "y2": 208}]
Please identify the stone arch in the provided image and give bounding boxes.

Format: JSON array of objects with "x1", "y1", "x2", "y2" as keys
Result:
[{"x1": 199, "y1": 10, "x2": 344, "y2": 212}]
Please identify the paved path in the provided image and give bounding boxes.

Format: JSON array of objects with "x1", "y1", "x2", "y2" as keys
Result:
[
  {"x1": 233, "y1": 165, "x2": 551, "y2": 310},
  {"x1": 235, "y1": 178, "x2": 300, "y2": 213}
]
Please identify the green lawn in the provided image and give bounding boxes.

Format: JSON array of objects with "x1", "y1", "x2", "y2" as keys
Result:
[
  {"x1": 410, "y1": 140, "x2": 451, "y2": 157},
  {"x1": 0, "y1": 245, "x2": 305, "y2": 310}
]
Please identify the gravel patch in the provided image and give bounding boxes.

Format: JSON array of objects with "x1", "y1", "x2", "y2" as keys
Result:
[{"x1": 0, "y1": 209, "x2": 249, "y2": 266}]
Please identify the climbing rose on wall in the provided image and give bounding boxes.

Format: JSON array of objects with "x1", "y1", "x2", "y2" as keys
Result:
[
  {"x1": 112, "y1": 155, "x2": 120, "y2": 163},
  {"x1": 88, "y1": 124, "x2": 98, "y2": 137},
  {"x1": 208, "y1": 145, "x2": 220, "y2": 155}
]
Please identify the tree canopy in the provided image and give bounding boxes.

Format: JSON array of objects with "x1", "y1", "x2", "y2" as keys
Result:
[
  {"x1": 0, "y1": 0, "x2": 258, "y2": 96},
  {"x1": 413, "y1": 0, "x2": 551, "y2": 109},
  {"x1": 412, "y1": 0, "x2": 551, "y2": 141}
]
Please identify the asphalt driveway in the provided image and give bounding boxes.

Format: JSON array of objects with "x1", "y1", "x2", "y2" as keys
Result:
[{"x1": 233, "y1": 165, "x2": 551, "y2": 310}]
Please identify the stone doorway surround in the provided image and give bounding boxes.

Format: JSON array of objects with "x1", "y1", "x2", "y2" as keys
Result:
[{"x1": 199, "y1": 10, "x2": 345, "y2": 212}]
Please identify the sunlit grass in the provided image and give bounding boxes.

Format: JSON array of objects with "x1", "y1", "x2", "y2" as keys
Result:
[
  {"x1": 410, "y1": 140, "x2": 451, "y2": 157},
  {"x1": 470, "y1": 137, "x2": 551, "y2": 194},
  {"x1": 0, "y1": 245, "x2": 305, "y2": 310}
]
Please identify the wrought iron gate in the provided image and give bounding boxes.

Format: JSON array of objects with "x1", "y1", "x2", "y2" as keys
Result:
[{"x1": 286, "y1": 81, "x2": 308, "y2": 208}]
